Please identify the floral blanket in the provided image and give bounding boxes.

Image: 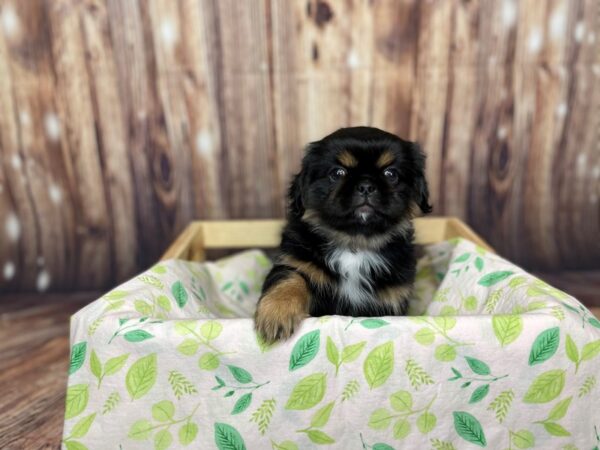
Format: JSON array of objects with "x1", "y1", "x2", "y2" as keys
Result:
[{"x1": 63, "y1": 239, "x2": 600, "y2": 450}]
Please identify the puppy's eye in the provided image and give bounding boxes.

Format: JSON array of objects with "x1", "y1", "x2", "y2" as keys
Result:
[
  {"x1": 383, "y1": 167, "x2": 399, "y2": 182},
  {"x1": 329, "y1": 167, "x2": 347, "y2": 181}
]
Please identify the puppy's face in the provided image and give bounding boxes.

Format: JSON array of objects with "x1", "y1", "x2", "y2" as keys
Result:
[{"x1": 290, "y1": 127, "x2": 431, "y2": 236}]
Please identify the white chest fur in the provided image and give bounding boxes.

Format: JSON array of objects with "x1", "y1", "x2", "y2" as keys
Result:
[{"x1": 326, "y1": 249, "x2": 390, "y2": 306}]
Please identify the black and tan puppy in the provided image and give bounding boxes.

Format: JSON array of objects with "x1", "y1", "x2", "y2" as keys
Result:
[{"x1": 255, "y1": 126, "x2": 432, "y2": 343}]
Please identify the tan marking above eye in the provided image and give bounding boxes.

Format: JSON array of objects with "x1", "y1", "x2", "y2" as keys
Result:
[
  {"x1": 376, "y1": 150, "x2": 395, "y2": 168},
  {"x1": 337, "y1": 150, "x2": 358, "y2": 168}
]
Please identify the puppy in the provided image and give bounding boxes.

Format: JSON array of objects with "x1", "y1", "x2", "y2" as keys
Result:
[{"x1": 255, "y1": 126, "x2": 432, "y2": 343}]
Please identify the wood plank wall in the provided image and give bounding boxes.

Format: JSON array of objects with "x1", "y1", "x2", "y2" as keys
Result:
[{"x1": 0, "y1": 0, "x2": 598, "y2": 292}]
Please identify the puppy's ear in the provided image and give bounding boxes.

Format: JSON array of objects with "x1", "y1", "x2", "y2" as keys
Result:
[
  {"x1": 411, "y1": 142, "x2": 433, "y2": 214},
  {"x1": 288, "y1": 170, "x2": 306, "y2": 218}
]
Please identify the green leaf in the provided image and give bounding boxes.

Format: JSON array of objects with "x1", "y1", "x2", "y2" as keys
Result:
[
  {"x1": 405, "y1": 359, "x2": 434, "y2": 390},
  {"x1": 547, "y1": 396, "x2": 572, "y2": 421},
  {"x1": 276, "y1": 441, "x2": 298, "y2": 450},
  {"x1": 151, "y1": 264, "x2": 167, "y2": 274},
  {"x1": 90, "y1": 350, "x2": 102, "y2": 381},
  {"x1": 285, "y1": 372, "x2": 326, "y2": 410},
  {"x1": 227, "y1": 365, "x2": 253, "y2": 384},
  {"x1": 310, "y1": 401, "x2": 334, "y2": 428},
  {"x1": 256, "y1": 334, "x2": 273, "y2": 353},
  {"x1": 105, "y1": 290, "x2": 128, "y2": 300},
  {"x1": 511, "y1": 429, "x2": 534, "y2": 449},
  {"x1": 306, "y1": 430, "x2": 335, "y2": 445},
  {"x1": 178, "y1": 339, "x2": 200, "y2": 356},
  {"x1": 589, "y1": 317, "x2": 600, "y2": 329},
  {"x1": 126, "y1": 354, "x2": 157, "y2": 400},
  {"x1": 341, "y1": 341, "x2": 366, "y2": 363},
  {"x1": 430, "y1": 439, "x2": 457, "y2": 450},
  {"x1": 169, "y1": 371, "x2": 198, "y2": 399},
  {"x1": 465, "y1": 357, "x2": 491, "y2": 375},
  {"x1": 104, "y1": 354, "x2": 129, "y2": 376},
  {"x1": 463, "y1": 296, "x2": 478, "y2": 311},
  {"x1": 70, "y1": 413, "x2": 96, "y2": 438},
  {"x1": 65, "y1": 384, "x2": 89, "y2": 419},
  {"x1": 453, "y1": 411, "x2": 487, "y2": 447},
  {"x1": 474, "y1": 257, "x2": 484, "y2": 272},
  {"x1": 232, "y1": 393, "x2": 252, "y2": 415},
  {"x1": 199, "y1": 352, "x2": 220, "y2": 370},
  {"x1": 201, "y1": 321, "x2": 223, "y2": 340},
  {"x1": 528, "y1": 327, "x2": 560, "y2": 366},
  {"x1": 469, "y1": 384, "x2": 490, "y2": 404},
  {"x1": 414, "y1": 328, "x2": 435, "y2": 345},
  {"x1": 124, "y1": 329, "x2": 154, "y2": 342},
  {"x1": 434, "y1": 344, "x2": 456, "y2": 362},
  {"x1": 152, "y1": 400, "x2": 175, "y2": 422},
  {"x1": 134, "y1": 300, "x2": 153, "y2": 316},
  {"x1": 508, "y1": 276, "x2": 527, "y2": 288},
  {"x1": 221, "y1": 281, "x2": 234, "y2": 292},
  {"x1": 179, "y1": 422, "x2": 199, "y2": 445},
  {"x1": 224, "y1": 390, "x2": 235, "y2": 397},
  {"x1": 64, "y1": 441, "x2": 89, "y2": 450},
  {"x1": 450, "y1": 367, "x2": 462, "y2": 379},
  {"x1": 214, "y1": 422, "x2": 246, "y2": 450},
  {"x1": 239, "y1": 281, "x2": 250, "y2": 295},
  {"x1": 433, "y1": 316, "x2": 456, "y2": 331},
  {"x1": 174, "y1": 321, "x2": 196, "y2": 335},
  {"x1": 478, "y1": 271, "x2": 514, "y2": 287},
  {"x1": 484, "y1": 289, "x2": 503, "y2": 313},
  {"x1": 393, "y1": 418, "x2": 410, "y2": 439},
  {"x1": 582, "y1": 340, "x2": 600, "y2": 361},
  {"x1": 566, "y1": 335, "x2": 579, "y2": 363},
  {"x1": 154, "y1": 429, "x2": 173, "y2": 450},
  {"x1": 157, "y1": 295, "x2": 171, "y2": 311},
  {"x1": 128, "y1": 419, "x2": 153, "y2": 440},
  {"x1": 523, "y1": 369, "x2": 565, "y2": 403},
  {"x1": 453, "y1": 253, "x2": 470, "y2": 263},
  {"x1": 369, "y1": 408, "x2": 392, "y2": 430},
  {"x1": 417, "y1": 412, "x2": 436, "y2": 434},
  {"x1": 492, "y1": 315, "x2": 523, "y2": 346},
  {"x1": 68, "y1": 342, "x2": 87, "y2": 376},
  {"x1": 372, "y1": 444, "x2": 395, "y2": 450},
  {"x1": 360, "y1": 318, "x2": 389, "y2": 329},
  {"x1": 390, "y1": 390, "x2": 412, "y2": 412},
  {"x1": 289, "y1": 330, "x2": 320, "y2": 371},
  {"x1": 325, "y1": 337, "x2": 340, "y2": 366},
  {"x1": 363, "y1": 341, "x2": 394, "y2": 389},
  {"x1": 104, "y1": 299, "x2": 125, "y2": 311},
  {"x1": 543, "y1": 422, "x2": 571, "y2": 437},
  {"x1": 172, "y1": 281, "x2": 188, "y2": 308}
]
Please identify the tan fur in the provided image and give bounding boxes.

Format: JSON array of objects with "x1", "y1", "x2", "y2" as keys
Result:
[
  {"x1": 377, "y1": 284, "x2": 413, "y2": 311},
  {"x1": 254, "y1": 272, "x2": 310, "y2": 343},
  {"x1": 376, "y1": 150, "x2": 395, "y2": 168},
  {"x1": 280, "y1": 255, "x2": 331, "y2": 286},
  {"x1": 337, "y1": 150, "x2": 358, "y2": 168},
  {"x1": 303, "y1": 208, "x2": 413, "y2": 250}
]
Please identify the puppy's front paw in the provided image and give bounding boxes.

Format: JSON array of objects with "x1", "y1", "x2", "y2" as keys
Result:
[{"x1": 254, "y1": 292, "x2": 308, "y2": 344}]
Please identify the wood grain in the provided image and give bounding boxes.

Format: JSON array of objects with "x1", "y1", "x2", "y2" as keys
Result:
[
  {"x1": 0, "y1": 0, "x2": 598, "y2": 293},
  {"x1": 0, "y1": 292, "x2": 97, "y2": 449}
]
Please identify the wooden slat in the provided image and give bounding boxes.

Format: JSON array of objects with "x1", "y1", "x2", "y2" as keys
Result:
[{"x1": 160, "y1": 217, "x2": 489, "y2": 261}]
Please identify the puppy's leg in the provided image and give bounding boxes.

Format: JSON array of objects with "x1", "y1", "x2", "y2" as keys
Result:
[{"x1": 254, "y1": 266, "x2": 310, "y2": 343}]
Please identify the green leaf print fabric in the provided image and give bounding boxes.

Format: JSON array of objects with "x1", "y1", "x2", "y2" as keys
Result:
[{"x1": 63, "y1": 243, "x2": 600, "y2": 449}]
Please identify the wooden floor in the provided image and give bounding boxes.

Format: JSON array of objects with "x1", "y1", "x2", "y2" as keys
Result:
[
  {"x1": 0, "y1": 293, "x2": 98, "y2": 450},
  {"x1": 0, "y1": 292, "x2": 598, "y2": 449}
]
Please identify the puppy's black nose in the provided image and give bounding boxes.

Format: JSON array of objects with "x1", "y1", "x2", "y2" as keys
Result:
[{"x1": 357, "y1": 180, "x2": 377, "y2": 195}]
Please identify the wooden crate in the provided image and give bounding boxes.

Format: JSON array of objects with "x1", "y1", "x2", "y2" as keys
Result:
[{"x1": 161, "y1": 217, "x2": 493, "y2": 261}]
